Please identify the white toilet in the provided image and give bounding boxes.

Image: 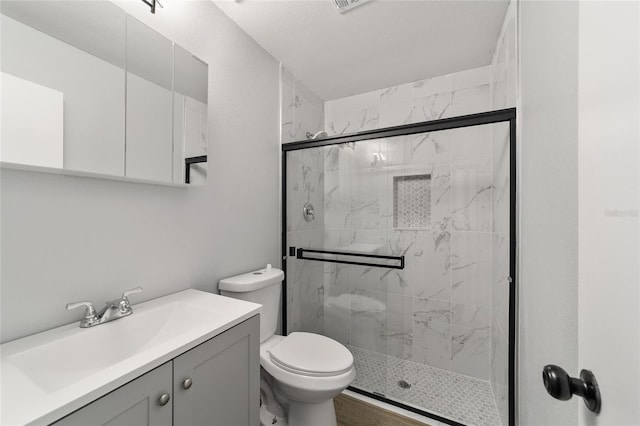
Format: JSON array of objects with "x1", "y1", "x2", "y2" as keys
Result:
[{"x1": 219, "y1": 265, "x2": 355, "y2": 426}]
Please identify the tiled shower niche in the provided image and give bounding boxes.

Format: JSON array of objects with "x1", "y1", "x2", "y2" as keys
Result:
[{"x1": 393, "y1": 174, "x2": 431, "y2": 229}]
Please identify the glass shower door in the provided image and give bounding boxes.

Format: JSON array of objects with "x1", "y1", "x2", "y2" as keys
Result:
[{"x1": 284, "y1": 117, "x2": 512, "y2": 426}]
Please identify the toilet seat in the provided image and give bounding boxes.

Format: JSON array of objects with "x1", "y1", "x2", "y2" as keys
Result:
[{"x1": 268, "y1": 332, "x2": 353, "y2": 377}]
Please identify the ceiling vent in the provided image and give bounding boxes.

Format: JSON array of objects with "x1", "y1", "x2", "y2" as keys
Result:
[{"x1": 333, "y1": 0, "x2": 371, "y2": 14}]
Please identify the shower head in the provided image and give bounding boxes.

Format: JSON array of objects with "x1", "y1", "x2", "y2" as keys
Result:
[{"x1": 306, "y1": 130, "x2": 328, "y2": 140}]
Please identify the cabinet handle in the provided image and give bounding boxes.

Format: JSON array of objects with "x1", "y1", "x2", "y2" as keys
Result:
[
  {"x1": 158, "y1": 393, "x2": 171, "y2": 406},
  {"x1": 182, "y1": 378, "x2": 193, "y2": 390}
]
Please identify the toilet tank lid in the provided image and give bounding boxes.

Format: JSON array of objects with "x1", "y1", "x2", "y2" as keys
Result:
[{"x1": 219, "y1": 267, "x2": 284, "y2": 292}]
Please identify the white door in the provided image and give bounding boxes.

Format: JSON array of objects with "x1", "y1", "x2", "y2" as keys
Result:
[{"x1": 577, "y1": 1, "x2": 639, "y2": 424}]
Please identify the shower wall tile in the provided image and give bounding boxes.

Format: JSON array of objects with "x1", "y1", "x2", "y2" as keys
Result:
[
  {"x1": 412, "y1": 74, "x2": 452, "y2": 99},
  {"x1": 451, "y1": 303, "x2": 491, "y2": 328},
  {"x1": 299, "y1": 258, "x2": 325, "y2": 334},
  {"x1": 350, "y1": 290, "x2": 387, "y2": 353},
  {"x1": 452, "y1": 125, "x2": 491, "y2": 161},
  {"x1": 293, "y1": 93, "x2": 313, "y2": 142},
  {"x1": 351, "y1": 171, "x2": 386, "y2": 230},
  {"x1": 451, "y1": 84, "x2": 491, "y2": 116},
  {"x1": 412, "y1": 297, "x2": 451, "y2": 370},
  {"x1": 413, "y1": 230, "x2": 451, "y2": 301},
  {"x1": 286, "y1": 63, "x2": 508, "y2": 385},
  {"x1": 430, "y1": 163, "x2": 452, "y2": 229},
  {"x1": 386, "y1": 293, "x2": 414, "y2": 360},
  {"x1": 324, "y1": 280, "x2": 351, "y2": 345},
  {"x1": 287, "y1": 147, "x2": 325, "y2": 233},
  {"x1": 280, "y1": 64, "x2": 324, "y2": 144},
  {"x1": 384, "y1": 230, "x2": 414, "y2": 295},
  {"x1": 412, "y1": 93, "x2": 452, "y2": 122},
  {"x1": 451, "y1": 323, "x2": 490, "y2": 380},
  {"x1": 323, "y1": 170, "x2": 348, "y2": 230},
  {"x1": 324, "y1": 65, "x2": 490, "y2": 137},
  {"x1": 326, "y1": 115, "x2": 350, "y2": 136},
  {"x1": 324, "y1": 144, "x2": 341, "y2": 172},
  {"x1": 287, "y1": 230, "x2": 325, "y2": 335},
  {"x1": 325, "y1": 90, "x2": 378, "y2": 136},
  {"x1": 404, "y1": 130, "x2": 452, "y2": 166},
  {"x1": 380, "y1": 84, "x2": 412, "y2": 105},
  {"x1": 379, "y1": 85, "x2": 413, "y2": 128},
  {"x1": 349, "y1": 264, "x2": 387, "y2": 294},
  {"x1": 350, "y1": 107, "x2": 380, "y2": 133},
  {"x1": 451, "y1": 159, "x2": 492, "y2": 232},
  {"x1": 450, "y1": 232, "x2": 492, "y2": 308},
  {"x1": 451, "y1": 302, "x2": 492, "y2": 380},
  {"x1": 324, "y1": 261, "x2": 349, "y2": 289}
]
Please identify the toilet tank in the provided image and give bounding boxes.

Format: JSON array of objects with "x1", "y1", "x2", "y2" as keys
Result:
[{"x1": 219, "y1": 265, "x2": 284, "y2": 343}]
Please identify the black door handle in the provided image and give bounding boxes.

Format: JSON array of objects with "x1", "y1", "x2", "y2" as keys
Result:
[{"x1": 542, "y1": 365, "x2": 601, "y2": 413}]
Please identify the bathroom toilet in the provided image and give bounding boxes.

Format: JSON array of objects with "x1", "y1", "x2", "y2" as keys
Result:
[{"x1": 219, "y1": 265, "x2": 355, "y2": 426}]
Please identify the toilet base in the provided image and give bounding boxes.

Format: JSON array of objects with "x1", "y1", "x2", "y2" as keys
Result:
[
  {"x1": 288, "y1": 399, "x2": 337, "y2": 426},
  {"x1": 260, "y1": 404, "x2": 287, "y2": 426}
]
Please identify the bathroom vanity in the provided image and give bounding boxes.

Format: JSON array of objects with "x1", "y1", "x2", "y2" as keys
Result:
[{"x1": 0, "y1": 290, "x2": 261, "y2": 426}]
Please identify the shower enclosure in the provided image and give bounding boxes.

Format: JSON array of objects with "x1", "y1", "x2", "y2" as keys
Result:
[{"x1": 282, "y1": 110, "x2": 515, "y2": 426}]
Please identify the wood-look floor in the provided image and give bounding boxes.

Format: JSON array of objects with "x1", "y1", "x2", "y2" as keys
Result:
[{"x1": 334, "y1": 394, "x2": 431, "y2": 426}]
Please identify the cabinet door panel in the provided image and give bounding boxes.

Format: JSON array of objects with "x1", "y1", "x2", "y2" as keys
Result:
[
  {"x1": 53, "y1": 362, "x2": 172, "y2": 426},
  {"x1": 173, "y1": 315, "x2": 260, "y2": 426}
]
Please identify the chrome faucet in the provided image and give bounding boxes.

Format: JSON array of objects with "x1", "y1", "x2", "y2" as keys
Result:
[{"x1": 66, "y1": 287, "x2": 143, "y2": 328}]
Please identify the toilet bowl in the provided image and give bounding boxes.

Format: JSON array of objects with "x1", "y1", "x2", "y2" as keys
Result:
[
  {"x1": 219, "y1": 266, "x2": 355, "y2": 426},
  {"x1": 261, "y1": 334, "x2": 355, "y2": 425}
]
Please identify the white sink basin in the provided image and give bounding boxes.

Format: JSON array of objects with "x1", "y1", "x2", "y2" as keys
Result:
[
  {"x1": 8, "y1": 301, "x2": 211, "y2": 393},
  {"x1": 1, "y1": 289, "x2": 261, "y2": 426}
]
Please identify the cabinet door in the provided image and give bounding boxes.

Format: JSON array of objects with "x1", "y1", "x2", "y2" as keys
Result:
[
  {"x1": 173, "y1": 315, "x2": 260, "y2": 426},
  {"x1": 53, "y1": 362, "x2": 172, "y2": 426}
]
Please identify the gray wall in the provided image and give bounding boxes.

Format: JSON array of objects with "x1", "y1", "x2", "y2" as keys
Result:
[
  {"x1": 518, "y1": 1, "x2": 578, "y2": 424},
  {"x1": 0, "y1": 0, "x2": 280, "y2": 343}
]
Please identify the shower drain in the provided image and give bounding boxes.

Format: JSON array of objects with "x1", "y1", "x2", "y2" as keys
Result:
[{"x1": 397, "y1": 379, "x2": 411, "y2": 389}]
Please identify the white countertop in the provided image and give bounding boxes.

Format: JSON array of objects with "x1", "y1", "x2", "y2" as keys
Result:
[{"x1": 0, "y1": 289, "x2": 261, "y2": 426}]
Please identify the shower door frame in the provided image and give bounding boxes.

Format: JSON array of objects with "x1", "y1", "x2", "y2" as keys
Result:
[{"x1": 281, "y1": 108, "x2": 517, "y2": 426}]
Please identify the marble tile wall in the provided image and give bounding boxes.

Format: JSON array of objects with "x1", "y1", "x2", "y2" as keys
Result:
[
  {"x1": 281, "y1": 65, "x2": 325, "y2": 143},
  {"x1": 324, "y1": 65, "x2": 490, "y2": 137},
  {"x1": 285, "y1": 147, "x2": 326, "y2": 334},
  {"x1": 317, "y1": 65, "x2": 496, "y2": 384},
  {"x1": 312, "y1": 135, "x2": 497, "y2": 383},
  {"x1": 490, "y1": 1, "x2": 516, "y2": 425},
  {"x1": 283, "y1": 50, "x2": 513, "y2": 420}
]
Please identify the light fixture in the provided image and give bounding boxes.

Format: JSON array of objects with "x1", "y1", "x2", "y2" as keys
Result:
[{"x1": 141, "y1": 0, "x2": 163, "y2": 14}]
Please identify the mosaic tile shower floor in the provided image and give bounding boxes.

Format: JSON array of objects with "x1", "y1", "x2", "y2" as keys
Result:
[{"x1": 347, "y1": 345, "x2": 502, "y2": 426}]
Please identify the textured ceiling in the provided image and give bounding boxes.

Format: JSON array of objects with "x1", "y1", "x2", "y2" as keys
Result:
[{"x1": 213, "y1": 0, "x2": 509, "y2": 100}]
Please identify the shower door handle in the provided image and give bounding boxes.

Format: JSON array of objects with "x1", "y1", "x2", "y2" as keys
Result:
[{"x1": 542, "y1": 365, "x2": 601, "y2": 413}]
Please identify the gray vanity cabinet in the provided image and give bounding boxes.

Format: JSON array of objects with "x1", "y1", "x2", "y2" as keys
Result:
[
  {"x1": 52, "y1": 315, "x2": 259, "y2": 426},
  {"x1": 173, "y1": 315, "x2": 260, "y2": 426},
  {"x1": 54, "y1": 362, "x2": 173, "y2": 426}
]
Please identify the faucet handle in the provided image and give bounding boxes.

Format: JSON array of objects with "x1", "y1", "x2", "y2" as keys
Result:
[
  {"x1": 66, "y1": 301, "x2": 97, "y2": 319},
  {"x1": 122, "y1": 287, "x2": 143, "y2": 300},
  {"x1": 120, "y1": 287, "x2": 143, "y2": 311}
]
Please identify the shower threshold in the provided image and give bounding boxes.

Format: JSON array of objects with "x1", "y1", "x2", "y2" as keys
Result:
[{"x1": 347, "y1": 345, "x2": 502, "y2": 426}]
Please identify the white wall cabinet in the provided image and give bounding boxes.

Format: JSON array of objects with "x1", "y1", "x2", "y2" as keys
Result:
[{"x1": 53, "y1": 315, "x2": 259, "y2": 426}]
